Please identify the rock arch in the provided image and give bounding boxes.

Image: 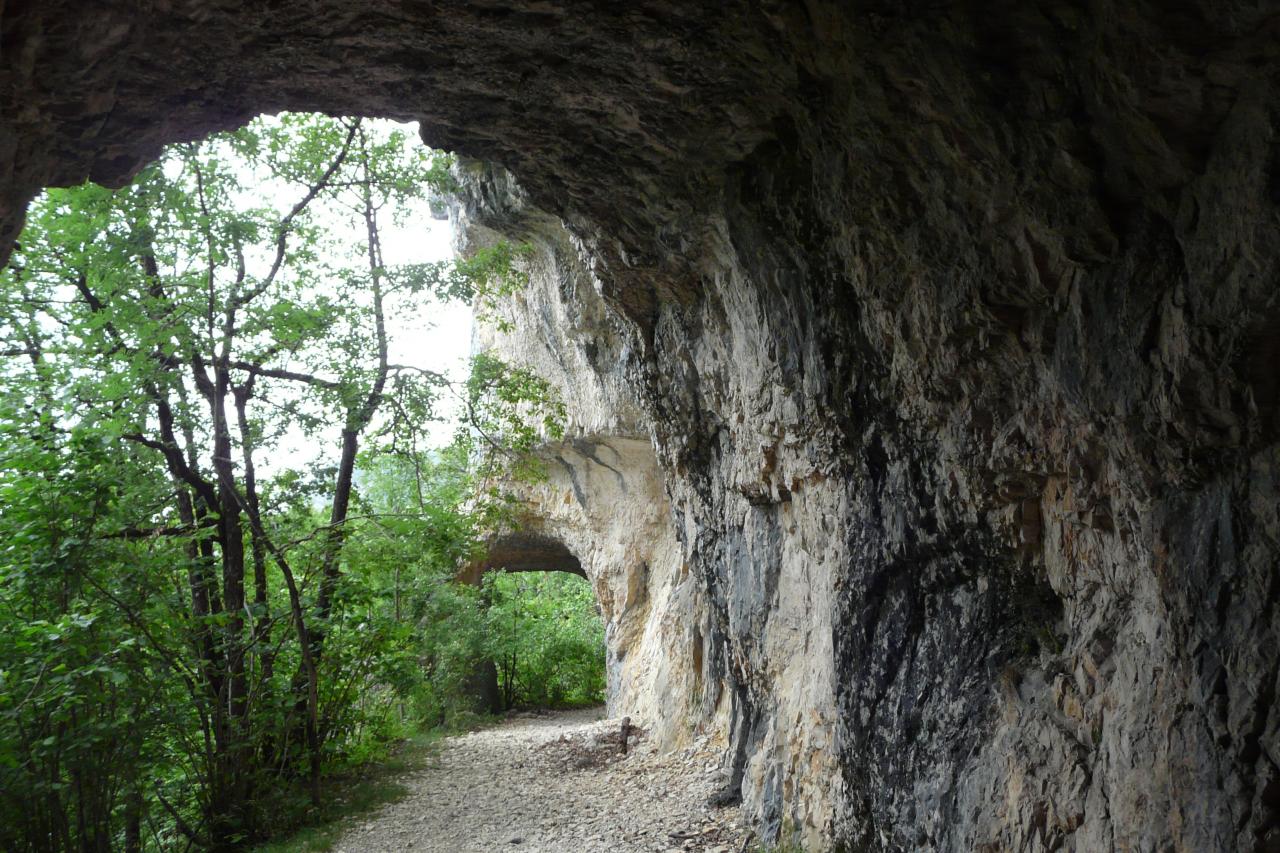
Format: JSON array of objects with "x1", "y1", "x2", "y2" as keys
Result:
[
  {"x1": 460, "y1": 531, "x2": 587, "y2": 586},
  {"x1": 452, "y1": 431, "x2": 697, "y2": 732},
  {"x1": 6, "y1": 3, "x2": 1280, "y2": 848},
  {"x1": 458, "y1": 529, "x2": 595, "y2": 716}
]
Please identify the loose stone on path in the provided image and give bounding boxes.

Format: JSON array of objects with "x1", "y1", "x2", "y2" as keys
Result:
[{"x1": 332, "y1": 708, "x2": 747, "y2": 852}]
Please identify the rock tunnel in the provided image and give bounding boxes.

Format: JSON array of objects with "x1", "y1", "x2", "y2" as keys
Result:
[
  {"x1": 5, "y1": 2, "x2": 1280, "y2": 849},
  {"x1": 457, "y1": 530, "x2": 593, "y2": 716},
  {"x1": 460, "y1": 532, "x2": 587, "y2": 585}
]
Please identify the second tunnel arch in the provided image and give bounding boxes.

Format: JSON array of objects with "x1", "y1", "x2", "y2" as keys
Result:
[
  {"x1": 450, "y1": 432, "x2": 690, "y2": 731},
  {"x1": 459, "y1": 530, "x2": 599, "y2": 715},
  {"x1": 458, "y1": 531, "x2": 588, "y2": 586}
]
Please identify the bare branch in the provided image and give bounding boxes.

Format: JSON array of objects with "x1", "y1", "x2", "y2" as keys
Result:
[
  {"x1": 234, "y1": 119, "x2": 362, "y2": 308},
  {"x1": 100, "y1": 523, "x2": 214, "y2": 541},
  {"x1": 387, "y1": 363, "x2": 448, "y2": 383},
  {"x1": 222, "y1": 359, "x2": 342, "y2": 390}
]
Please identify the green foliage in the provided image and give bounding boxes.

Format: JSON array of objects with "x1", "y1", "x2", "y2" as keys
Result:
[
  {"x1": 464, "y1": 241, "x2": 536, "y2": 332},
  {"x1": 456, "y1": 351, "x2": 567, "y2": 500},
  {"x1": 248, "y1": 731, "x2": 438, "y2": 853},
  {"x1": 390, "y1": 240, "x2": 534, "y2": 321},
  {"x1": 484, "y1": 572, "x2": 606, "y2": 709},
  {"x1": 349, "y1": 453, "x2": 604, "y2": 722},
  {"x1": 0, "y1": 422, "x2": 192, "y2": 851},
  {"x1": 0, "y1": 110, "x2": 591, "y2": 852}
]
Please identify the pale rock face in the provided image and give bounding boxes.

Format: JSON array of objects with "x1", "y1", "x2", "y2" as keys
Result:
[
  {"x1": 454, "y1": 164, "x2": 843, "y2": 846},
  {"x1": 453, "y1": 164, "x2": 709, "y2": 746}
]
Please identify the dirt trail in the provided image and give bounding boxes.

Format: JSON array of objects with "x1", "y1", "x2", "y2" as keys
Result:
[{"x1": 332, "y1": 708, "x2": 750, "y2": 852}]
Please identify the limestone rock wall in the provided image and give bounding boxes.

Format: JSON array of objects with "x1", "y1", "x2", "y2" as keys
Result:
[
  {"x1": 454, "y1": 166, "x2": 846, "y2": 840},
  {"x1": 454, "y1": 165, "x2": 713, "y2": 749},
  {"x1": 4, "y1": 2, "x2": 1280, "y2": 849}
]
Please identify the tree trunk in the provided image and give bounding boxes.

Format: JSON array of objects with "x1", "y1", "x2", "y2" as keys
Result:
[{"x1": 122, "y1": 785, "x2": 142, "y2": 853}]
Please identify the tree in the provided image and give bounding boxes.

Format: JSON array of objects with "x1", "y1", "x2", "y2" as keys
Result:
[
  {"x1": 0, "y1": 113, "x2": 457, "y2": 849},
  {"x1": 0, "y1": 111, "x2": 576, "y2": 851}
]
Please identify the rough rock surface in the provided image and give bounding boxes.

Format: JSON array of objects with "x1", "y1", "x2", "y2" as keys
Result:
[
  {"x1": 4, "y1": 2, "x2": 1280, "y2": 850},
  {"x1": 331, "y1": 709, "x2": 748, "y2": 853},
  {"x1": 455, "y1": 165, "x2": 712, "y2": 745}
]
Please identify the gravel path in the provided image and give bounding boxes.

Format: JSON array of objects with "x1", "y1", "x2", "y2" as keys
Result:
[{"x1": 332, "y1": 708, "x2": 749, "y2": 852}]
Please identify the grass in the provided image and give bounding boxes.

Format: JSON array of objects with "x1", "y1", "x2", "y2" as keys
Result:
[{"x1": 252, "y1": 717, "x2": 495, "y2": 853}]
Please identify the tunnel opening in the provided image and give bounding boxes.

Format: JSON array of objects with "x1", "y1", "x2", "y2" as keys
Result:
[
  {"x1": 0, "y1": 106, "x2": 594, "y2": 849},
  {"x1": 462, "y1": 531, "x2": 606, "y2": 714},
  {"x1": 483, "y1": 570, "x2": 606, "y2": 712},
  {"x1": 461, "y1": 531, "x2": 587, "y2": 582}
]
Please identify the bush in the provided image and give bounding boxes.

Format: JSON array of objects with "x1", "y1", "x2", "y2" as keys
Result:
[{"x1": 485, "y1": 572, "x2": 606, "y2": 710}]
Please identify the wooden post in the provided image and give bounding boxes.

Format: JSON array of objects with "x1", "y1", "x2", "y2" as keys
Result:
[{"x1": 620, "y1": 716, "x2": 632, "y2": 754}]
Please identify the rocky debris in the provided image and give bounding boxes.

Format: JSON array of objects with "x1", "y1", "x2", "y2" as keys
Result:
[
  {"x1": 331, "y1": 709, "x2": 747, "y2": 853},
  {"x1": 536, "y1": 715, "x2": 647, "y2": 770}
]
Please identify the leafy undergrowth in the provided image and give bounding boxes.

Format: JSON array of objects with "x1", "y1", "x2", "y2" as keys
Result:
[{"x1": 253, "y1": 716, "x2": 497, "y2": 853}]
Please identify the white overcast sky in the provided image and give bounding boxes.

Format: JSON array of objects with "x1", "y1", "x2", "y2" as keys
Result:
[
  {"x1": 194, "y1": 117, "x2": 476, "y2": 472},
  {"x1": 381, "y1": 194, "x2": 474, "y2": 441},
  {"x1": 293, "y1": 119, "x2": 475, "y2": 467}
]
